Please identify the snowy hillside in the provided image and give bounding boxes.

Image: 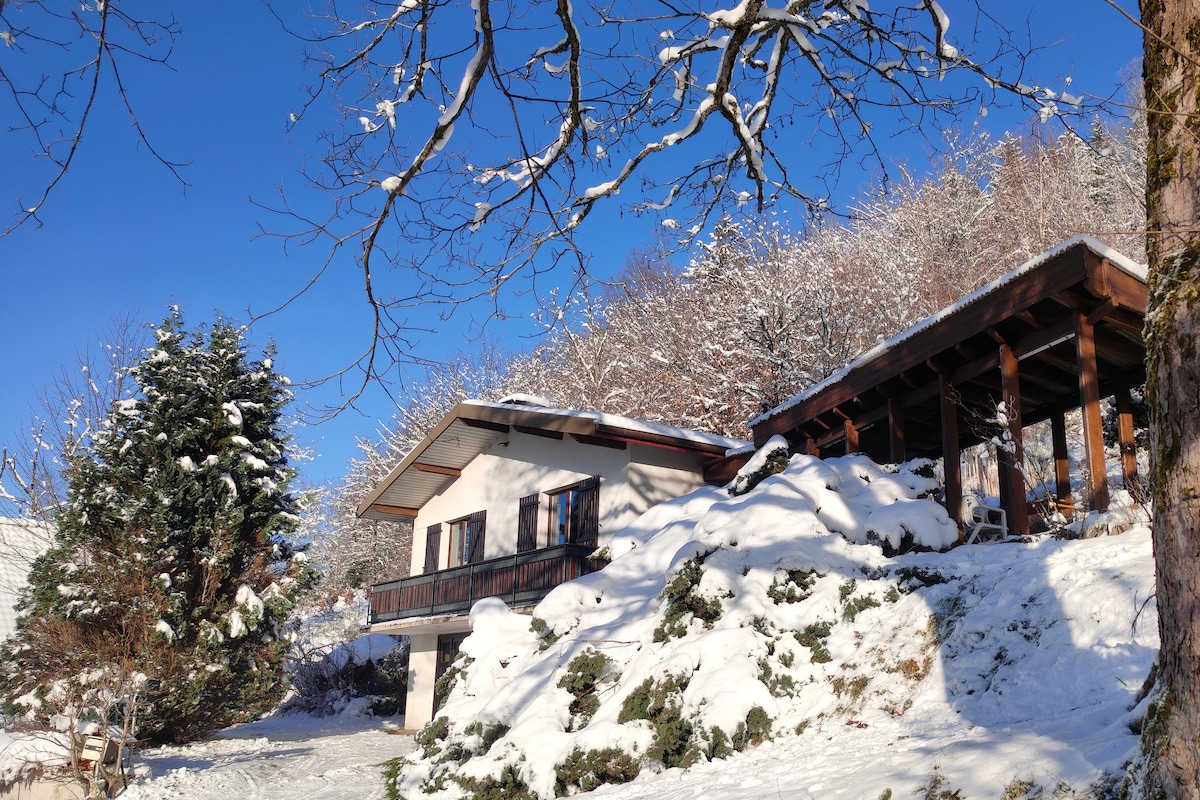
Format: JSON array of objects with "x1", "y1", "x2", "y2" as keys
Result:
[{"x1": 389, "y1": 446, "x2": 1157, "y2": 800}]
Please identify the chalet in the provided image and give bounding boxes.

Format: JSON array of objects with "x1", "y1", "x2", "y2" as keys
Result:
[
  {"x1": 750, "y1": 236, "x2": 1148, "y2": 537},
  {"x1": 356, "y1": 399, "x2": 747, "y2": 727}
]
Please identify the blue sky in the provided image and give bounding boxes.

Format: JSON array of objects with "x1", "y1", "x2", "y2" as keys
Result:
[{"x1": 0, "y1": 1, "x2": 1143, "y2": 486}]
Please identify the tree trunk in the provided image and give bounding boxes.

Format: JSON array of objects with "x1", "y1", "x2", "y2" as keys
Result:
[{"x1": 1141, "y1": 1, "x2": 1200, "y2": 796}]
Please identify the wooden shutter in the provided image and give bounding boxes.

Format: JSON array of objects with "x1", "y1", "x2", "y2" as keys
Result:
[
  {"x1": 575, "y1": 477, "x2": 600, "y2": 547},
  {"x1": 466, "y1": 510, "x2": 487, "y2": 564},
  {"x1": 517, "y1": 494, "x2": 539, "y2": 552},
  {"x1": 424, "y1": 524, "x2": 442, "y2": 573}
]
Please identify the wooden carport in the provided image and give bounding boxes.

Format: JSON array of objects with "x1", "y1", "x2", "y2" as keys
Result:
[{"x1": 749, "y1": 237, "x2": 1147, "y2": 537}]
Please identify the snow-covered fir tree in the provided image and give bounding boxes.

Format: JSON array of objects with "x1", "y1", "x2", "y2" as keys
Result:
[{"x1": 1, "y1": 310, "x2": 315, "y2": 744}]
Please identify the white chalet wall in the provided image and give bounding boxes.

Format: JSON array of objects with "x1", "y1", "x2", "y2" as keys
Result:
[
  {"x1": 408, "y1": 432, "x2": 711, "y2": 574},
  {"x1": 406, "y1": 633, "x2": 440, "y2": 730}
]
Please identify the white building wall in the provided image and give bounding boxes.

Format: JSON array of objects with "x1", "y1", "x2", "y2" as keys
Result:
[
  {"x1": 410, "y1": 431, "x2": 632, "y2": 572},
  {"x1": 407, "y1": 436, "x2": 716, "y2": 574},
  {"x1": 405, "y1": 633, "x2": 440, "y2": 730},
  {"x1": 624, "y1": 445, "x2": 712, "y2": 517}
]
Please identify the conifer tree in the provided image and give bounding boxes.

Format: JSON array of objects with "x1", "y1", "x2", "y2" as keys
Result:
[{"x1": 1, "y1": 310, "x2": 314, "y2": 744}]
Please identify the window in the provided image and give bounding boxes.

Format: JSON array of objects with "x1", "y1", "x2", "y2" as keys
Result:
[
  {"x1": 447, "y1": 511, "x2": 487, "y2": 566},
  {"x1": 546, "y1": 477, "x2": 599, "y2": 547},
  {"x1": 447, "y1": 518, "x2": 468, "y2": 566}
]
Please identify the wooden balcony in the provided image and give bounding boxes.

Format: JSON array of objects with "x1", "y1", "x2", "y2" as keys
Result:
[{"x1": 368, "y1": 543, "x2": 603, "y2": 624}]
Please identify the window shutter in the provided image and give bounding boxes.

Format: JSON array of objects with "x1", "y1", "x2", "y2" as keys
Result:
[
  {"x1": 575, "y1": 477, "x2": 600, "y2": 547},
  {"x1": 517, "y1": 494, "x2": 539, "y2": 552},
  {"x1": 466, "y1": 510, "x2": 487, "y2": 563},
  {"x1": 424, "y1": 524, "x2": 442, "y2": 573}
]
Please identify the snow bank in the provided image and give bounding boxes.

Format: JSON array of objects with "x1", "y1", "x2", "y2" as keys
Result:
[{"x1": 388, "y1": 449, "x2": 1158, "y2": 800}]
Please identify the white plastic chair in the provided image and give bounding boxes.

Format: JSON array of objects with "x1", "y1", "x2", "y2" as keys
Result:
[{"x1": 962, "y1": 495, "x2": 1007, "y2": 544}]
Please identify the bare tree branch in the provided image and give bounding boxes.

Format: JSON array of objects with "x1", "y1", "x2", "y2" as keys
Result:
[{"x1": 1, "y1": 1, "x2": 184, "y2": 235}]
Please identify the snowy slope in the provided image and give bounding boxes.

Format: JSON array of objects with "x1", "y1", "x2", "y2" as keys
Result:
[
  {"x1": 388, "y1": 448, "x2": 1156, "y2": 800},
  {"x1": 22, "y1": 448, "x2": 1155, "y2": 800}
]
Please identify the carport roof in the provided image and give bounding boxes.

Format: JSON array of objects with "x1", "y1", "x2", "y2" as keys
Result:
[{"x1": 750, "y1": 235, "x2": 1148, "y2": 459}]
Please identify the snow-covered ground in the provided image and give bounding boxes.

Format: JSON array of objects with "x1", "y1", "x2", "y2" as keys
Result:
[
  {"x1": 390, "y1": 448, "x2": 1157, "y2": 800},
  {"x1": 2, "y1": 449, "x2": 1158, "y2": 800},
  {"x1": 120, "y1": 712, "x2": 416, "y2": 800}
]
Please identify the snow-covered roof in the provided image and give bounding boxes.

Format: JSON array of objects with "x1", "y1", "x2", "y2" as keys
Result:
[
  {"x1": 751, "y1": 236, "x2": 1147, "y2": 432},
  {"x1": 0, "y1": 518, "x2": 54, "y2": 641},
  {"x1": 357, "y1": 402, "x2": 748, "y2": 522},
  {"x1": 461, "y1": 400, "x2": 748, "y2": 451}
]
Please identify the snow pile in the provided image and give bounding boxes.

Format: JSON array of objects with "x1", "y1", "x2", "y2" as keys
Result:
[
  {"x1": 0, "y1": 729, "x2": 71, "y2": 786},
  {"x1": 389, "y1": 451, "x2": 1156, "y2": 799}
]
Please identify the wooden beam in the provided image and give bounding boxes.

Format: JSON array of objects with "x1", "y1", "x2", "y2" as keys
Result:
[
  {"x1": 1050, "y1": 412, "x2": 1074, "y2": 512},
  {"x1": 804, "y1": 434, "x2": 819, "y2": 457},
  {"x1": 939, "y1": 373, "x2": 962, "y2": 530},
  {"x1": 1085, "y1": 297, "x2": 1119, "y2": 326},
  {"x1": 1092, "y1": 330, "x2": 1147, "y2": 364},
  {"x1": 594, "y1": 424, "x2": 729, "y2": 456},
  {"x1": 570, "y1": 433, "x2": 627, "y2": 450},
  {"x1": 889, "y1": 398, "x2": 906, "y2": 463},
  {"x1": 1085, "y1": 258, "x2": 1149, "y2": 314},
  {"x1": 1075, "y1": 313, "x2": 1110, "y2": 511},
  {"x1": 1115, "y1": 385, "x2": 1141, "y2": 494},
  {"x1": 513, "y1": 425, "x2": 564, "y2": 440},
  {"x1": 844, "y1": 419, "x2": 859, "y2": 454},
  {"x1": 1103, "y1": 307, "x2": 1148, "y2": 336},
  {"x1": 997, "y1": 342, "x2": 1029, "y2": 536},
  {"x1": 412, "y1": 462, "x2": 462, "y2": 477},
  {"x1": 461, "y1": 417, "x2": 510, "y2": 433},
  {"x1": 369, "y1": 503, "x2": 419, "y2": 518}
]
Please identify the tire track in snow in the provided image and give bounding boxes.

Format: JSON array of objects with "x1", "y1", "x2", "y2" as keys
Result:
[{"x1": 121, "y1": 715, "x2": 416, "y2": 800}]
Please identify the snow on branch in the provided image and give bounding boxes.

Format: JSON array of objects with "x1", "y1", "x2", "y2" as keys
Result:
[{"x1": 260, "y1": 0, "x2": 1092, "y2": 402}]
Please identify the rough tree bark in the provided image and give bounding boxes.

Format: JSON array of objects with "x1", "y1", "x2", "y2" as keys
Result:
[{"x1": 1141, "y1": 0, "x2": 1200, "y2": 796}]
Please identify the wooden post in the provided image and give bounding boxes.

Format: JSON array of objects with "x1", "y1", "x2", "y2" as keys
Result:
[
  {"x1": 939, "y1": 373, "x2": 962, "y2": 529},
  {"x1": 888, "y1": 398, "x2": 906, "y2": 463},
  {"x1": 1114, "y1": 385, "x2": 1141, "y2": 494},
  {"x1": 1075, "y1": 313, "x2": 1110, "y2": 511},
  {"x1": 844, "y1": 418, "x2": 859, "y2": 454},
  {"x1": 804, "y1": 434, "x2": 819, "y2": 457},
  {"x1": 998, "y1": 342, "x2": 1028, "y2": 536},
  {"x1": 1050, "y1": 412, "x2": 1074, "y2": 513}
]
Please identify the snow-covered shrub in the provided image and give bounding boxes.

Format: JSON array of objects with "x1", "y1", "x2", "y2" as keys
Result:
[
  {"x1": 0, "y1": 663, "x2": 142, "y2": 798},
  {"x1": 795, "y1": 622, "x2": 834, "y2": 664},
  {"x1": 766, "y1": 568, "x2": 822, "y2": 604},
  {"x1": 653, "y1": 551, "x2": 725, "y2": 642},
  {"x1": 554, "y1": 746, "x2": 640, "y2": 795},
  {"x1": 286, "y1": 634, "x2": 408, "y2": 717},
  {"x1": 728, "y1": 437, "x2": 790, "y2": 496},
  {"x1": 557, "y1": 649, "x2": 616, "y2": 731},
  {"x1": 1, "y1": 312, "x2": 315, "y2": 746}
]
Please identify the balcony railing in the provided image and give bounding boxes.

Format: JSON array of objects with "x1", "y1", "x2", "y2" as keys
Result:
[{"x1": 368, "y1": 543, "x2": 603, "y2": 624}]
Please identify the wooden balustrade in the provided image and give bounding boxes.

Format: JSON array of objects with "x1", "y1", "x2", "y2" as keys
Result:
[{"x1": 368, "y1": 543, "x2": 602, "y2": 624}]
